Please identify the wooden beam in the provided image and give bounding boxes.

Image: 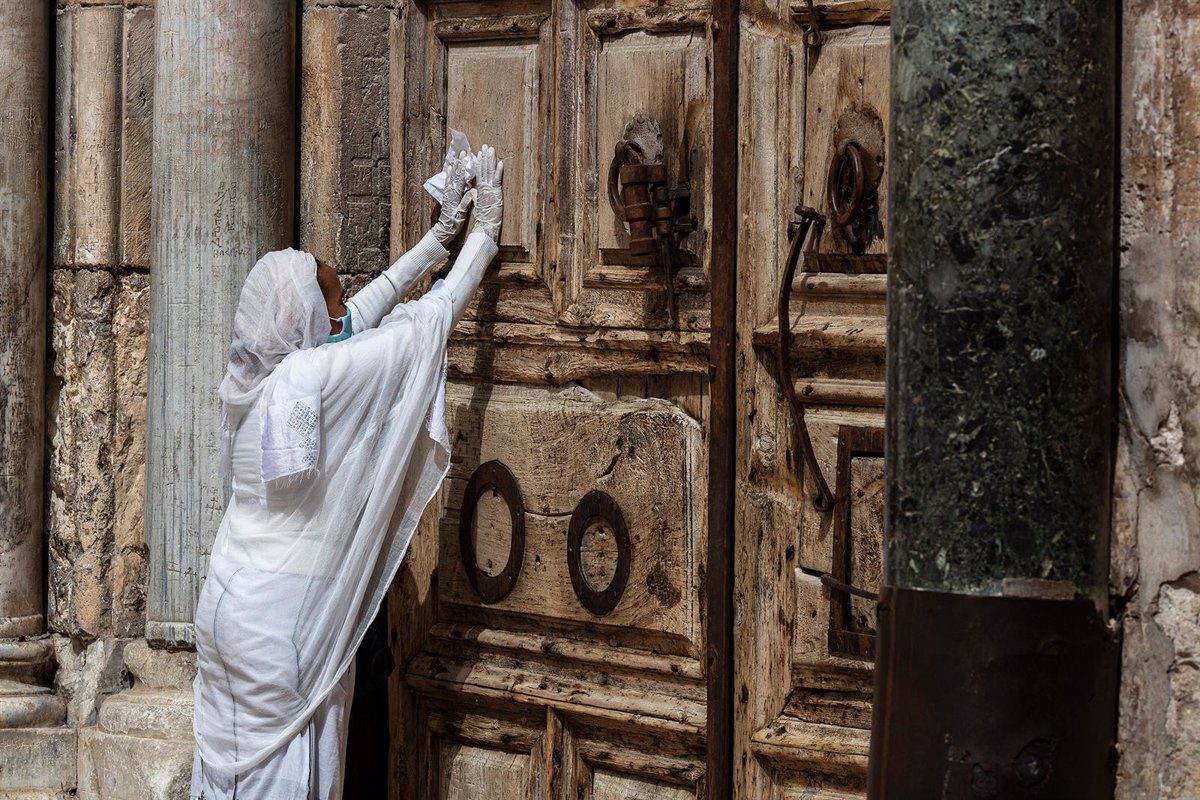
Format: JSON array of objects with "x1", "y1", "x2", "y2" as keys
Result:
[
  {"x1": 706, "y1": 0, "x2": 739, "y2": 797},
  {"x1": 789, "y1": 1, "x2": 890, "y2": 27}
]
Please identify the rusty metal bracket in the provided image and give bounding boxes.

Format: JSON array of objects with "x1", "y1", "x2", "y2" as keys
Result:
[
  {"x1": 799, "y1": 565, "x2": 879, "y2": 601},
  {"x1": 777, "y1": 205, "x2": 835, "y2": 512},
  {"x1": 608, "y1": 139, "x2": 694, "y2": 328},
  {"x1": 798, "y1": 0, "x2": 824, "y2": 52},
  {"x1": 827, "y1": 141, "x2": 865, "y2": 227}
]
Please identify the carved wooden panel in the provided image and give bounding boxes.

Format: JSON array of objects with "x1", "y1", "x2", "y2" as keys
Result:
[
  {"x1": 801, "y1": 25, "x2": 890, "y2": 255},
  {"x1": 592, "y1": 30, "x2": 705, "y2": 259},
  {"x1": 421, "y1": 702, "x2": 547, "y2": 800},
  {"x1": 425, "y1": 7, "x2": 556, "y2": 325},
  {"x1": 828, "y1": 426, "x2": 884, "y2": 660},
  {"x1": 735, "y1": 2, "x2": 890, "y2": 798},
  {"x1": 564, "y1": 7, "x2": 713, "y2": 331},
  {"x1": 436, "y1": 382, "x2": 703, "y2": 653},
  {"x1": 441, "y1": 745, "x2": 531, "y2": 799},
  {"x1": 443, "y1": 35, "x2": 542, "y2": 260},
  {"x1": 561, "y1": 717, "x2": 706, "y2": 799},
  {"x1": 593, "y1": 769, "x2": 695, "y2": 800}
]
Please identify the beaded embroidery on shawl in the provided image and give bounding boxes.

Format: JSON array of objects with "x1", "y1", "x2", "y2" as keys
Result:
[{"x1": 260, "y1": 394, "x2": 322, "y2": 482}]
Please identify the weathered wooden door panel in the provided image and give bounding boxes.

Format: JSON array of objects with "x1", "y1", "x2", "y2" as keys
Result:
[
  {"x1": 736, "y1": 2, "x2": 890, "y2": 798},
  {"x1": 427, "y1": 5, "x2": 556, "y2": 324},
  {"x1": 592, "y1": 771, "x2": 694, "y2": 800},
  {"x1": 802, "y1": 26, "x2": 890, "y2": 256},
  {"x1": 391, "y1": 2, "x2": 716, "y2": 798},
  {"x1": 561, "y1": 718, "x2": 706, "y2": 799},
  {"x1": 435, "y1": 383, "x2": 703, "y2": 652},
  {"x1": 562, "y1": 5, "x2": 712, "y2": 332},
  {"x1": 422, "y1": 702, "x2": 549, "y2": 800},
  {"x1": 441, "y1": 744, "x2": 531, "y2": 798}
]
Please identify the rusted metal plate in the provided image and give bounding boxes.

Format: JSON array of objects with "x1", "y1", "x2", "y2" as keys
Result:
[{"x1": 869, "y1": 586, "x2": 1120, "y2": 798}]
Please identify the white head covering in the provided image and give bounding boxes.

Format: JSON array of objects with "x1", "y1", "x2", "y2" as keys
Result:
[
  {"x1": 194, "y1": 249, "x2": 454, "y2": 775},
  {"x1": 217, "y1": 248, "x2": 328, "y2": 479}
]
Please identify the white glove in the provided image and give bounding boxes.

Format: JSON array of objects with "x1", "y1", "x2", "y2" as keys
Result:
[
  {"x1": 471, "y1": 145, "x2": 504, "y2": 243},
  {"x1": 431, "y1": 151, "x2": 475, "y2": 245}
]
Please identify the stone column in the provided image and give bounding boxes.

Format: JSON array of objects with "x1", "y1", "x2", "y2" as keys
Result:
[
  {"x1": 80, "y1": 2, "x2": 295, "y2": 797},
  {"x1": 51, "y1": 0, "x2": 154, "y2": 644},
  {"x1": 870, "y1": 2, "x2": 1120, "y2": 797},
  {"x1": 0, "y1": 1, "x2": 50, "y2": 646},
  {"x1": 146, "y1": 0, "x2": 296, "y2": 646},
  {"x1": 0, "y1": 5, "x2": 75, "y2": 798}
]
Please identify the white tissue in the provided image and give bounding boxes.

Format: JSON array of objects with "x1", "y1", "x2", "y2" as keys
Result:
[{"x1": 423, "y1": 129, "x2": 477, "y2": 203}]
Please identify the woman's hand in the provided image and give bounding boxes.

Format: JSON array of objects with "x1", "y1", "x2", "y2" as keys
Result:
[
  {"x1": 472, "y1": 145, "x2": 504, "y2": 243},
  {"x1": 431, "y1": 151, "x2": 475, "y2": 245}
]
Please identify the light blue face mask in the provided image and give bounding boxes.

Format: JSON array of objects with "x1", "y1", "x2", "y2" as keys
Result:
[{"x1": 327, "y1": 306, "x2": 353, "y2": 343}]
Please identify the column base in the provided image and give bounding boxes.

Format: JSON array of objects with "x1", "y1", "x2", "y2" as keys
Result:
[
  {"x1": 0, "y1": 727, "x2": 77, "y2": 798},
  {"x1": 868, "y1": 586, "x2": 1121, "y2": 799},
  {"x1": 77, "y1": 640, "x2": 195, "y2": 800},
  {"x1": 0, "y1": 639, "x2": 73, "y2": 796}
]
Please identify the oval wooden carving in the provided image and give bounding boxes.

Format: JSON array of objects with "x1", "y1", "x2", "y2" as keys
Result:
[
  {"x1": 567, "y1": 490, "x2": 631, "y2": 616},
  {"x1": 459, "y1": 460, "x2": 525, "y2": 604}
]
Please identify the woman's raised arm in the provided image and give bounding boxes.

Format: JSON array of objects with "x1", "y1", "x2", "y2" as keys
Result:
[
  {"x1": 345, "y1": 152, "x2": 475, "y2": 333},
  {"x1": 444, "y1": 145, "x2": 503, "y2": 324}
]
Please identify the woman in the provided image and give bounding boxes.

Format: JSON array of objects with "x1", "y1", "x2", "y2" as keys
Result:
[{"x1": 190, "y1": 147, "x2": 504, "y2": 800}]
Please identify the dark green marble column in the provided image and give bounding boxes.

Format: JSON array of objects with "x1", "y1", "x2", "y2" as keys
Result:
[
  {"x1": 887, "y1": 0, "x2": 1115, "y2": 599},
  {"x1": 870, "y1": 1, "x2": 1120, "y2": 796}
]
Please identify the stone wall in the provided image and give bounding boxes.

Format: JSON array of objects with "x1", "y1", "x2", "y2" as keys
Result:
[
  {"x1": 39, "y1": 1, "x2": 390, "y2": 796},
  {"x1": 1114, "y1": 1, "x2": 1200, "y2": 797},
  {"x1": 299, "y1": 0, "x2": 393, "y2": 276}
]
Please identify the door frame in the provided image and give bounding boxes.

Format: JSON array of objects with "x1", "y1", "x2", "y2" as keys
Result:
[{"x1": 705, "y1": 2, "x2": 740, "y2": 799}]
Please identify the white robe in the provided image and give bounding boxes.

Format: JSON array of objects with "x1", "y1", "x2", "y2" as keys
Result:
[{"x1": 192, "y1": 232, "x2": 498, "y2": 799}]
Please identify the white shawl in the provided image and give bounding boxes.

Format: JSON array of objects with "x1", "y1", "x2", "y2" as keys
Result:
[{"x1": 194, "y1": 248, "x2": 453, "y2": 773}]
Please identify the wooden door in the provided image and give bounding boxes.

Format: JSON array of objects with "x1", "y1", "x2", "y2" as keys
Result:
[
  {"x1": 387, "y1": 2, "x2": 718, "y2": 798},
  {"x1": 735, "y1": 2, "x2": 890, "y2": 799}
]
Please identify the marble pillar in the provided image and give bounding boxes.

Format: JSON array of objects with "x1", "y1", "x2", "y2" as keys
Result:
[
  {"x1": 145, "y1": 0, "x2": 297, "y2": 646},
  {"x1": 870, "y1": 2, "x2": 1119, "y2": 796}
]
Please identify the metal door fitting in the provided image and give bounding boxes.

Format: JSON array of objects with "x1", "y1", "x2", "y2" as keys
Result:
[
  {"x1": 608, "y1": 137, "x2": 695, "y2": 329},
  {"x1": 776, "y1": 204, "x2": 836, "y2": 512}
]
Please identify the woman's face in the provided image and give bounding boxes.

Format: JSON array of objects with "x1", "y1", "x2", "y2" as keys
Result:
[{"x1": 314, "y1": 259, "x2": 347, "y2": 334}]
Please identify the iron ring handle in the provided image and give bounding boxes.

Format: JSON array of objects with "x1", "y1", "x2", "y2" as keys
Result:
[
  {"x1": 607, "y1": 140, "x2": 643, "y2": 222},
  {"x1": 827, "y1": 141, "x2": 866, "y2": 229},
  {"x1": 777, "y1": 206, "x2": 835, "y2": 513},
  {"x1": 801, "y1": 0, "x2": 824, "y2": 50}
]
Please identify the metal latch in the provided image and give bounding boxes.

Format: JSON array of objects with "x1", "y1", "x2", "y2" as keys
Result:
[
  {"x1": 827, "y1": 140, "x2": 877, "y2": 253},
  {"x1": 608, "y1": 139, "x2": 695, "y2": 329},
  {"x1": 798, "y1": 0, "x2": 824, "y2": 52},
  {"x1": 799, "y1": 565, "x2": 880, "y2": 602}
]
